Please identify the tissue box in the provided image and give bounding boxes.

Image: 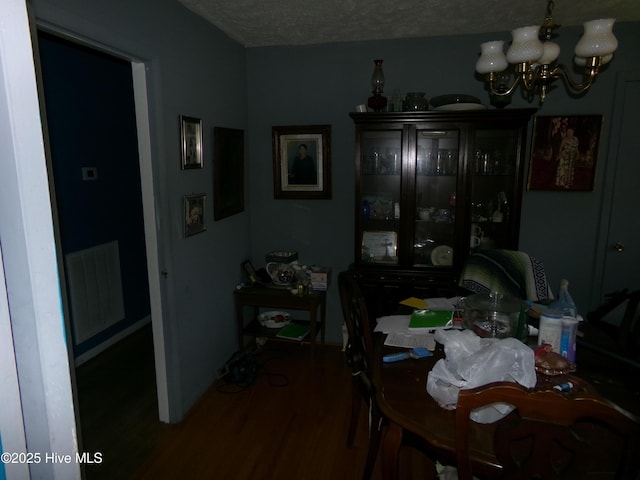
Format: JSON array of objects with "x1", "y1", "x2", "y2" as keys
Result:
[
  {"x1": 265, "y1": 251, "x2": 298, "y2": 264},
  {"x1": 309, "y1": 266, "x2": 331, "y2": 291}
]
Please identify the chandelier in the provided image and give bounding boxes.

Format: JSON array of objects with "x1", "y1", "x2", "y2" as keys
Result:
[{"x1": 475, "y1": 0, "x2": 618, "y2": 104}]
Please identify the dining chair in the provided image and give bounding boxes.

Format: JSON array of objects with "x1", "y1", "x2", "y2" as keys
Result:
[
  {"x1": 459, "y1": 249, "x2": 553, "y2": 302},
  {"x1": 581, "y1": 288, "x2": 640, "y2": 365},
  {"x1": 338, "y1": 270, "x2": 381, "y2": 480},
  {"x1": 455, "y1": 381, "x2": 640, "y2": 480}
]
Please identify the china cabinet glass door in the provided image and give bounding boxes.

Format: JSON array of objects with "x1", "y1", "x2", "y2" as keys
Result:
[
  {"x1": 358, "y1": 129, "x2": 402, "y2": 265},
  {"x1": 413, "y1": 128, "x2": 460, "y2": 267},
  {"x1": 469, "y1": 128, "x2": 523, "y2": 253}
]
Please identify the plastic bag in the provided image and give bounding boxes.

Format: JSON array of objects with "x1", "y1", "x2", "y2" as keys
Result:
[{"x1": 426, "y1": 330, "x2": 536, "y2": 423}]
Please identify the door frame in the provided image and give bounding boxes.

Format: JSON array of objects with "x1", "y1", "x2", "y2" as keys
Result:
[
  {"x1": 33, "y1": 26, "x2": 170, "y2": 423},
  {"x1": 131, "y1": 61, "x2": 170, "y2": 421}
]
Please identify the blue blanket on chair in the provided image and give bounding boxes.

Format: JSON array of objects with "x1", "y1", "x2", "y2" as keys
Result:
[{"x1": 459, "y1": 250, "x2": 554, "y2": 302}]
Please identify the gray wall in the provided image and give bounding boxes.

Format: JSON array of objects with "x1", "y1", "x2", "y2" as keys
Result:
[
  {"x1": 34, "y1": 0, "x2": 249, "y2": 420},
  {"x1": 246, "y1": 22, "x2": 640, "y2": 342}
]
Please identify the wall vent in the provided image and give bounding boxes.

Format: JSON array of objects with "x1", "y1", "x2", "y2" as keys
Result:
[{"x1": 65, "y1": 241, "x2": 125, "y2": 344}]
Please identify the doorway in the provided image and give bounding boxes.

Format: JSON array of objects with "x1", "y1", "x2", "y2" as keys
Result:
[
  {"x1": 36, "y1": 30, "x2": 168, "y2": 477},
  {"x1": 594, "y1": 72, "x2": 640, "y2": 318}
]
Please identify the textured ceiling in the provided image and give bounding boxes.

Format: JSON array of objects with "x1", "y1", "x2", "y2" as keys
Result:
[{"x1": 177, "y1": 0, "x2": 640, "y2": 47}]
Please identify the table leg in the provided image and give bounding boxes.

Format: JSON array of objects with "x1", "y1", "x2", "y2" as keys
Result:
[
  {"x1": 320, "y1": 296, "x2": 326, "y2": 344},
  {"x1": 309, "y1": 305, "x2": 317, "y2": 359},
  {"x1": 381, "y1": 421, "x2": 403, "y2": 480},
  {"x1": 234, "y1": 296, "x2": 243, "y2": 351}
]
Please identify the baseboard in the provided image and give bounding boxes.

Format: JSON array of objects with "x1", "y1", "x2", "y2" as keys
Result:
[{"x1": 74, "y1": 316, "x2": 151, "y2": 367}]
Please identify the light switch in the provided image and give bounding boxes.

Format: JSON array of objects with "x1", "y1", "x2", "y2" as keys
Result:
[{"x1": 82, "y1": 167, "x2": 98, "y2": 181}]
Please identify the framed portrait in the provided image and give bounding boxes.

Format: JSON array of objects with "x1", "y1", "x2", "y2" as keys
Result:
[
  {"x1": 180, "y1": 115, "x2": 203, "y2": 169},
  {"x1": 184, "y1": 193, "x2": 206, "y2": 237},
  {"x1": 527, "y1": 115, "x2": 603, "y2": 191},
  {"x1": 213, "y1": 127, "x2": 244, "y2": 220},
  {"x1": 272, "y1": 124, "x2": 331, "y2": 199}
]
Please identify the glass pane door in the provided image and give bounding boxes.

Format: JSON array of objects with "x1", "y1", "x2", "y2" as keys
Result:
[
  {"x1": 469, "y1": 128, "x2": 521, "y2": 252},
  {"x1": 413, "y1": 129, "x2": 459, "y2": 267},
  {"x1": 358, "y1": 130, "x2": 402, "y2": 265}
]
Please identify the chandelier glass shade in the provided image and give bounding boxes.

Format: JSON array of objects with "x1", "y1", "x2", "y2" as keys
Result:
[{"x1": 475, "y1": 0, "x2": 618, "y2": 104}]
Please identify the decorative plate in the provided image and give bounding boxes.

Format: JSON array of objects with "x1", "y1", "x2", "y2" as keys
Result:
[
  {"x1": 431, "y1": 245, "x2": 453, "y2": 266},
  {"x1": 429, "y1": 94, "x2": 481, "y2": 108},
  {"x1": 257, "y1": 311, "x2": 292, "y2": 328},
  {"x1": 433, "y1": 103, "x2": 487, "y2": 111}
]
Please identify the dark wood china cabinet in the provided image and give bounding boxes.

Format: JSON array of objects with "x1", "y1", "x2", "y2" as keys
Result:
[{"x1": 349, "y1": 109, "x2": 537, "y2": 319}]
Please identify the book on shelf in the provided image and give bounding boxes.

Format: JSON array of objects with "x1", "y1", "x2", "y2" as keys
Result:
[
  {"x1": 276, "y1": 323, "x2": 310, "y2": 341},
  {"x1": 408, "y1": 309, "x2": 453, "y2": 332}
]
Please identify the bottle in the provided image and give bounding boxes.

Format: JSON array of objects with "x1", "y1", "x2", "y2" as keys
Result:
[
  {"x1": 516, "y1": 303, "x2": 529, "y2": 343},
  {"x1": 549, "y1": 279, "x2": 577, "y2": 317},
  {"x1": 497, "y1": 191, "x2": 509, "y2": 223}
]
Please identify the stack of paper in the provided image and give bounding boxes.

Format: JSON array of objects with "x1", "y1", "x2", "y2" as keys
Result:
[
  {"x1": 373, "y1": 296, "x2": 462, "y2": 351},
  {"x1": 374, "y1": 315, "x2": 436, "y2": 350}
]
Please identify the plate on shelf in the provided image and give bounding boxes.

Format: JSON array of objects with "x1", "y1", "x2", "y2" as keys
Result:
[
  {"x1": 434, "y1": 103, "x2": 487, "y2": 111},
  {"x1": 257, "y1": 311, "x2": 291, "y2": 328},
  {"x1": 431, "y1": 245, "x2": 453, "y2": 266},
  {"x1": 429, "y1": 94, "x2": 481, "y2": 108}
]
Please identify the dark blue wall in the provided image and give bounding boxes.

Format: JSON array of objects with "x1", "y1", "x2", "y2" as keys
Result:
[{"x1": 38, "y1": 32, "x2": 150, "y2": 356}]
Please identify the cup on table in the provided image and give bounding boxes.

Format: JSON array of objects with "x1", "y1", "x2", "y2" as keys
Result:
[
  {"x1": 355, "y1": 104, "x2": 368, "y2": 112},
  {"x1": 470, "y1": 235, "x2": 482, "y2": 248}
]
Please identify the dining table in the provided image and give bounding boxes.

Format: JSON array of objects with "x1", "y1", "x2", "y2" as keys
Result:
[{"x1": 373, "y1": 331, "x2": 640, "y2": 480}]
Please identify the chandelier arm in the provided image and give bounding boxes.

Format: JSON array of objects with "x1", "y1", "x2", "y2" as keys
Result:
[
  {"x1": 520, "y1": 68, "x2": 538, "y2": 92},
  {"x1": 551, "y1": 63, "x2": 598, "y2": 94},
  {"x1": 487, "y1": 72, "x2": 522, "y2": 97}
]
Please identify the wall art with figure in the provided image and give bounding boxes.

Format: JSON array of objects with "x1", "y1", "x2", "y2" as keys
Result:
[
  {"x1": 527, "y1": 115, "x2": 603, "y2": 191},
  {"x1": 272, "y1": 124, "x2": 331, "y2": 199}
]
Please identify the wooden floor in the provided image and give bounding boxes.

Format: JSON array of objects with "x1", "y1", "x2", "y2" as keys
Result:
[
  {"x1": 76, "y1": 324, "x2": 431, "y2": 479},
  {"x1": 75, "y1": 323, "x2": 169, "y2": 480}
]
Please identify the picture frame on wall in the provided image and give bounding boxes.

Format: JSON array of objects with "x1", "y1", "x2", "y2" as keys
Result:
[
  {"x1": 213, "y1": 127, "x2": 244, "y2": 220},
  {"x1": 180, "y1": 115, "x2": 203, "y2": 169},
  {"x1": 527, "y1": 115, "x2": 603, "y2": 191},
  {"x1": 184, "y1": 193, "x2": 206, "y2": 237},
  {"x1": 272, "y1": 124, "x2": 331, "y2": 199}
]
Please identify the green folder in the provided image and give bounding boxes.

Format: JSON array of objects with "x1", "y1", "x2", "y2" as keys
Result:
[
  {"x1": 276, "y1": 323, "x2": 310, "y2": 341},
  {"x1": 408, "y1": 310, "x2": 453, "y2": 331}
]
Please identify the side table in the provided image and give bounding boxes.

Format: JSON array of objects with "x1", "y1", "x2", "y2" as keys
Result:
[{"x1": 234, "y1": 286, "x2": 326, "y2": 357}]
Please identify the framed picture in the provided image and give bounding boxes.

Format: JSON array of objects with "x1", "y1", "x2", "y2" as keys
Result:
[
  {"x1": 272, "y1": 124, "x2": 331, "y2": 199},
  {"x1": 184, "y1": 194, "x2": 206, "y2": 237},
  {"x1": 180, "y1": 115, "x2": 203, "y2": 169},
  {"x1": 213, "y1": 127, "x2": 244, "y2": 220},
  {"x1": 527, "y1": 115, "x2": 603, "y2": 191},
  {"x1": 362, "y1": 193, "x2": 394, "y2": 219},
  {"x1": 361, "y1": 231, "x2": 398, "y2": 264}
]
